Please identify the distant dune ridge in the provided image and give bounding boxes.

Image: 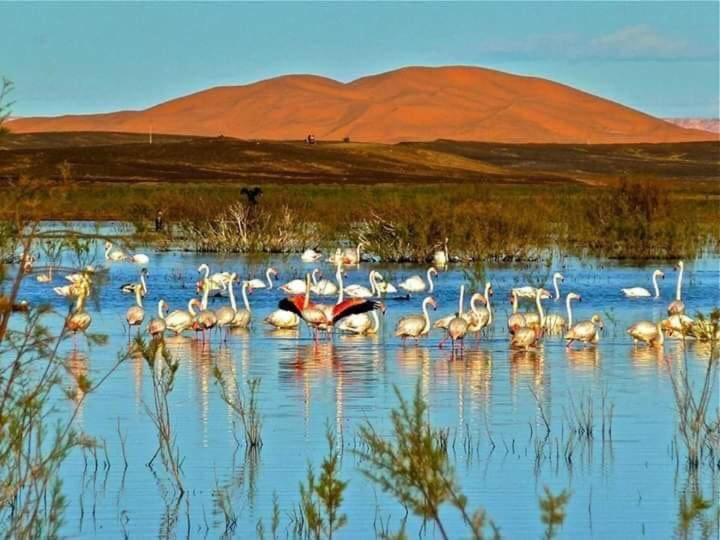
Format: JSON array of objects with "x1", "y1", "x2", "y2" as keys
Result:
[
  {"x1": 9, "y1": 66, "x2": 716, "y2": 144},
  {"x1": 664, "y1": 118, "x2": 720, "y2": 134}
]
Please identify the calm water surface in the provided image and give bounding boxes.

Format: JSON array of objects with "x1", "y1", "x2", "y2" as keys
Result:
[{"x1": 11, "y1": 239, "x2": 720, "y2": 538}]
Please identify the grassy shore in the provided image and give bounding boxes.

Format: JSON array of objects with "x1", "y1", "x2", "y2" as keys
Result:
[{"x1": 0, "y1": 133, "x2": 718, "y2": 261}]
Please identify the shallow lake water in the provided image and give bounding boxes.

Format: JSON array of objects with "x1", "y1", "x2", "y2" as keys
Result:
[{"x1": 9, "y1": 237, "x2": 720, "y2": 538}]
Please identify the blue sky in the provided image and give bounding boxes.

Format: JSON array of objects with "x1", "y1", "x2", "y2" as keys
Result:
[{"x1": 2, "y1": 2, "x2": 718, "y2": 118}]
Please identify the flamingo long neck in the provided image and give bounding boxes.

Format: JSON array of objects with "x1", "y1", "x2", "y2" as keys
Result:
[
  {"x1": 336, "y1": 264, "x2": 344, "y2": 304},
  {"x1": 484, "y1": 283, "x2": 493, "y2": 324},
  {"x1": 266, "y1": 268, "x2": 274, "y2": 289},
  {"x1": 356, "y1": 243, "x2": 362, "y2": 264},
  {"x1": 676, "y1": 263, "x2": 683, "y2": 301},
  {"x1": 135, "y1": 287, "x2": 143, "y2": 308},
  {"x1": 157, "y1": 300, "x2": 165, "y2": 319},
  {"x1": 553, "y1": 275, "x2": 561, "y2": 300},
  {"x1": 370, "y1": 271, "x2": 379, "y2": 297},
  {"x1": 140, "y1": 271, "x2": 147, "y2": 294},
  {"x1": 421, "y1": 298, "x2": 431, "y2": 332},
  {"x1": 511, "y1": 292, "x2": 518, "y2": 314},
  {"x1": 652, "y1": 272, "x2": 660, "y2": 298},
  {"x1": 444, "y1": 239, "x2": 449, "y2": 261},
  {"x1": 104, "y1": 244, "x2": 111, "y2": 259},
  {"x1": 370, "y1": 310, "x2": 379, "y2": 333},
  {"x1": 656, "y1": 322, "x2": 665, "y2": 345},
  {"x1": 458, "y1": 285, "x2": 465, "y2": 316},
  {"x1": 535, "y1": 292, "x2": 544, "y2": 327},
  {"x1": 312, "y1": 269, "x2": 320, "y2": 286},
  {"x1": 303, "y1": 275, "x2": 311, "y2": 309},
  {"x1": 188, "y1": 299, "x2": 198, "y2": 316},
  {"x1": 228, "y1": 279, "x2": 238, "y2": 312},
  {"x1": 201, "y1": 280, "x2": 210, "y2": 310},
  {"x1": 427, "y1": 268, "x2": 435, "y2": 293},
  {"x1": 241, "y1": 282, "x2": 251, "y2": 312},
  {"x1": 566, "y1": 295, "x2": 574, "y2": 328},
  {"x1": 200, "y1": 265, "x2": 209, "y2": 280},
  {"x1": 470, "y1": 294, "x2": 480, "y2": 317}
]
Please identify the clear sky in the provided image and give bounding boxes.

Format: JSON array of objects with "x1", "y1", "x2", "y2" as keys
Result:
[{"x1": 2, "y1": 2, "x2": 718, "y2": 118}]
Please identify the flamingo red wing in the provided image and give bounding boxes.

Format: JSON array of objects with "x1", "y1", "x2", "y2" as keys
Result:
[{"x1": 332, "y1": 299, "x2": 383, "y2": 324}]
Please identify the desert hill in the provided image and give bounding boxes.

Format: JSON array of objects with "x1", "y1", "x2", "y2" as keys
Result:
[{"x1": 9, "y1": 66, "x2": 714, "y2": 144}]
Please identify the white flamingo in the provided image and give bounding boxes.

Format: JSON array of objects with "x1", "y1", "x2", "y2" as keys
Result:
[
  {"x1": 148, "y1": 300, "x2": 168, "y2": 338},
  {"x1": 247, "y1": 267, "x2": 278, "y2": 290},
  {"x1": 311, "y1": 263, "x2": 341, "y2": 296},
  {"x1": 197, "y1": 263, "x2": 230, "y2": 297},
  {"x1": 280, "y1": 268, "x2": 320, "y2": 295},
  {"x1": 165, "y1": 299, "x2": 196, "y2": 336},
  {"x1": 399, "y1": 267, "x2": 437, "y2": 294},
  {"x1": 622, "y1": 269, "x2": 663, "y2": 298},
  {"x1": 130, "y1": 253, "x2": 149, "y2": 265},
  {"x1": 372, "y1": 270, "x2": 398, "y2": 295},
  {"x1": 395, "y1": 297, "x2": 437, "y2": 342},
  {"x1": 544, "y1": 292, "x2": 580, "y2": 335},
  {"x1": 125, "y1": 285, "x2": 145, "y2": 334},
  {"x1": 344, "y1": 270, "x2": 380, "y2": 299},
  {"x1": 667, "y1": 261, "x2": 685, "y2": 315},
  {"x1": 301, "y1": 249, "x2": 323, "y2": 262},
  {"x1": 551, "y1": 272, "x2": 564, "y2": 300},
  {"x1": 510, "y1": 289, "x2": 545, "y2": 350},
  {"x1": 104, "y1": 242, "x2": 127, "y2": 262}
]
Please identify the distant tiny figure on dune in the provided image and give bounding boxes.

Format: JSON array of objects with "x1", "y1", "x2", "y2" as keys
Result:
[{"x1": 241, "y1": 187, "x2": 263, "y2": 205}]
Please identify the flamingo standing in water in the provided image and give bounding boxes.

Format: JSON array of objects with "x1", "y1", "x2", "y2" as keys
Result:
[
  {"x1": 510, "y1": 288, "x2": 545, "y2": 351},
  {"x1": 432, "y1": 237, "x2": 449, "y2": 268},
  {"x1": 248, "y1": 267, "x2": 278, "y2": 290},
  {"x1": 121, "y1": 268, "x2": 148, "y2": 296},
  {"x1": 104, "y1": 241, "x2": 127, "y2": 262},
  {"x1": 399, "y1": 267, "x2": 437, "y2": 294},
  {"x1": 278, "y1": 274, "x2": 383, "y2": 340},
  {"x1": 544, "y1": 292, "x2": 580, "y2": 335},
  {"x1": 148, "y1": 300, "x2": 168, "y2": 339},
  {"x1": 395, "y1": 297, "x2": 437, "y2": 343},
  {"x1": 125, "y1": 285, "x2": 145, "y2": 335},
  {"x1": 627, "y1": 320, "x2": 665, "y2": 347},
  {"x1": 622, "y1": 269, "x2": 663, "y2": 298},
  {"x1": 192, "y1": 279, "x2": 218, "y2": 340},
  {"x1": 565, "y1": 314, "x2": 604, "y2": 349},
  {"x1": 165, "y1": 299, "x2": 196, "y2": 336},
  {"x1": 301, "y1": 249, "x2": 323, "y2": 262},
  {"x1": 445, "y1": 285, "x2": 469, "y2": 353},
  {"x1": 667, "y1": 261, "x2": 686, "y2": 315},
  {"x1": 64, "y1": 278, "x2": 92, "y2": 344}
]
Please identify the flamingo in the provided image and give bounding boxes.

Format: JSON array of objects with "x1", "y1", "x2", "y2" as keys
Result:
[
  {"x1": 508, "y1": 290, "x2": 541, "y2": 334},
  {"x1": 165, "y1": 299, "x2": 196, "y2": 336},
  {"x1": 64, "y1": 283, "x2": 92, "y2": 341},
  {"x1": 344, "y1": 270, "x2": 380, "y2": 299},
  {"x1": 544, "y1": 292, "x2": 580, "y2": 335},
  {"x1": 264, "y1": 309, "x2": 300, "y2": 329},
  {"x1": 399, "y1": 267, "x2": 437, "y2": 294},
  {"x1": 125, "y1": 285, "x2": 145, "y2": 334},
  {"x1": 668, "y1": 261, "x2": 685, "y2": 315},
  {"x1": 148, "y1": 300, "x2": 168, "y2": 338},
  {"x1": 395, "y1": 296, "x2": 437, "y2": 343},
  {"x1": 104, "y1": 241, "x2": 127, "y2": 262},
  {"x1": 215, "y1": 273, "x2": 239, "y2": 334},
  {"x1": 432, "y1": 237, "x2": 449, "y2": 268},
  {"x1": 661, "y1": 314, "x2": 694, "y2": 338},
  {"x1": 36, "y1": 266, "x2": 53, "y2": 283},
  {"x1": 627, "y1": 320, "x2": 665, "y2": 347},
  {"x1": 130, "y1": 253, "x2": 150, "y2": 265},
  {"x1": 311, "y1": 264, "x2": 341, "y2": 296},
  {"x1": 372, "y1": 271, "x2": 398, "y2": 295},
  {"x1": 280, "y1": 269, "x2": 319, "y2": 295},
  {"x1": 192, "y1": 279, "x2": 218, "y2": 339},
  {"x1": 231, "y1": 280, "x2": 253, "y2": 329},
  {"x1": 337, "y1": 309, "x2": 381, "y2": 336},
  {"x1": 197, "y1": 263, "x2": 231, "y2": 296},
  {"x1": 622, "y1": 269, "x2": 664, "y2": 298},
  {"x1": 120, "y1": 268, "x2": 148, "y2": 295},
  {"x1": 342, "y1": 241, "x2": 365, "y2": 265},
  {"x1": 301, "y1": 249, "x2": 323, "y2": 262},
  {"x1": 248, "y1": 267, "x2": 278, "y2": 290},
  {"x1": 445, "y1": 285, "x2": 469, "y2": 353},
  {"x1": 510, "y1": 289, "x2": 545, "y2": 350},
  {"x1": 278, "y1": 274, "x2": 383, "y2": 340},
  {"x1": 565, "y1": 314, "x2": 603, "y2": 349},
  {"x1": 472, "y1": 282, "x2": 494, "y2": 333}
]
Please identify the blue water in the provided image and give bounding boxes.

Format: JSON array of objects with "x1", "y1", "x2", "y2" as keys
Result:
[{"x1": 9, "y1": 240, "x2": 720, "y2": 538}]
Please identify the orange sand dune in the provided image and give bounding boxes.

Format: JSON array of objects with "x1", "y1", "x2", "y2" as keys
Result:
[{"x1": 10, "y1": 66, "x2": 715, "y2": 144}]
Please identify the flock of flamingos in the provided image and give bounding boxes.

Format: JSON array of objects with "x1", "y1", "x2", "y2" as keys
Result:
[{"x1": 51, "y1": 241, "x2": 712, "y2": 354}]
